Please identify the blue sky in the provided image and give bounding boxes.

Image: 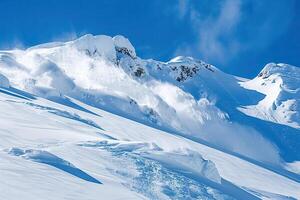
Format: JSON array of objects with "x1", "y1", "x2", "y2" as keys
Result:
[{"x1": 0, "y1": 0, "x2": 299, "y2": 78}]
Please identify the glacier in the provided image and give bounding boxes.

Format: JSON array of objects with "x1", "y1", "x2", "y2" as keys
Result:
[{"x1": 0, "y1": 34, "x2": 299, "y2": 200}]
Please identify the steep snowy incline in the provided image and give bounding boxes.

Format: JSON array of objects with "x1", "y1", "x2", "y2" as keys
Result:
[
  {"x1": 0, "y1": 78, "x2": 299, "y2": 200},
  {"x1": 0, "y1": 34, "x2": 299, "y2": 164}
]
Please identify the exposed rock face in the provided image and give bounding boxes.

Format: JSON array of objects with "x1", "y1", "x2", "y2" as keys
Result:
[{"x1": 166, "y1": 56, "x2": 215, "y2": 82}]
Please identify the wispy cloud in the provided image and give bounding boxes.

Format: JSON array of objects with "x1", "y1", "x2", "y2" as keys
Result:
[
  {"x1": 176, "y1": 0, "x2": 191, "y2": 20},
  {"x1": 175, "y1": 0, "x2": 295, "y2": 65}
]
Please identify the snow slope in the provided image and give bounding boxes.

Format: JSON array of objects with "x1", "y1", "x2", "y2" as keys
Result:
[
  {"x1": 0, "y1": 34, "x2": 300, "y2": 199},
  {"x1": 0, "y1": 84, "x2": 299, "y2": 200}
]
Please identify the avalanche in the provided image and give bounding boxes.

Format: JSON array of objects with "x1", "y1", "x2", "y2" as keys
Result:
[{"x1": 0, "y1": 34, "x2": 299, "y2": 200}]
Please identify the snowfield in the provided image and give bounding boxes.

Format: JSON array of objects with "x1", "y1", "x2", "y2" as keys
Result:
[{"x1": 0, "y1": 34, "x2": 299, "y2": 200}]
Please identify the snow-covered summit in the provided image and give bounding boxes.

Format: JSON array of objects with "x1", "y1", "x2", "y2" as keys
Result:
[
  {"x1": 241, "y1": 63, "x2": 300, "y2": 129},
  {"x1": 113, "y1": 35, "x2": 136, "y2": 58},
  {"x1": 67, "y1": 34, "x2": 136, "y2": 60},
  {"x1": 258, "y1": 63, "x2": 300, "y2": 79},
  {"x1": 164, "y1": 56, "x2": 215, "y2": 82},
  {"x1": 69, "y1": 34, "x2": 117, "y2": 60}
]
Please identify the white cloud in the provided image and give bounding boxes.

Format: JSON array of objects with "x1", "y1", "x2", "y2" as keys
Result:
[
  {"x1": 177, "y1": 0, "x2": 191, "y2": 20},
  {"x1": 175, "y1": 0, "x2": 295, "y2": 65}
]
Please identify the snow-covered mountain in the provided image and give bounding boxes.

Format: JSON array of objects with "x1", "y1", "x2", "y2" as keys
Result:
[
  {"x1": 0, "y1": 34, "x2": 299, "y2": 200},
  {"x1": 240, "y1": 63, "x2": 300, "y2": 129}
]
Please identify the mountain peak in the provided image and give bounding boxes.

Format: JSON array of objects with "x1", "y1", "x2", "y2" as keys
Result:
[
  {"x1": 113, "y1": 35, "x2": 136, "y2": 58},
  {"x1": 69, "y1": 34, "x2": 136, "y2": 60},
  {"x1": 258, "y1": 63, "x2": 300, "y2": 79}
]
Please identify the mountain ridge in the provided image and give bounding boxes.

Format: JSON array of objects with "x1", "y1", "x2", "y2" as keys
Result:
[
  {"x1": 0, "y1": 34, "x2": 299, "y2": 164},
  {"x1": 0, "y1": 33, "x2": 300, "y2": 200}
]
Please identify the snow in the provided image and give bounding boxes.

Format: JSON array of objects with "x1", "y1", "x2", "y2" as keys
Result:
[
  {"x1": 144, "y1": 150, "x2": 222, "y2": 183},
  {"x1": 285, "y1": 161, "x2": 300, "y2": 175},
  {"x1": 0, "y1": 85, "x2": 299, "y2": 199},
  {"x1": 70, "y1": 34, "x2": 117, "y2": 61},
  {"x1": 240, "y1": 63, "x2": 300, "y2": 129},
  {"x1": 0, "y1": 34, "x2": 299, "y2": 199},
  {"x1": 7, "y1": 147, "x2": 102, "y2": 184},
  {"x1": 0, "y1": 73, "x2": 10, "y2": 88},
  {"x1": 113, "y1": 35, "x2": 136, "y2": 58},
  {"x1": 0, "y1": 35, "x2": 298, "y2": 163}
]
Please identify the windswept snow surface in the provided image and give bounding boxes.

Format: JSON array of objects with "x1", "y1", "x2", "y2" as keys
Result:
[{"x1": 0, "y1": 34, "x2": 300, "y2": 199}]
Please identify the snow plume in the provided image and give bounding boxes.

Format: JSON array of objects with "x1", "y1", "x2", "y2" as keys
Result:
[
  {"x1": 201, "y1": 120, "x2": 280, "y2": 165},
  {"x1": 149, "y1": 81, "x2": 280, "y2": 164}
]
